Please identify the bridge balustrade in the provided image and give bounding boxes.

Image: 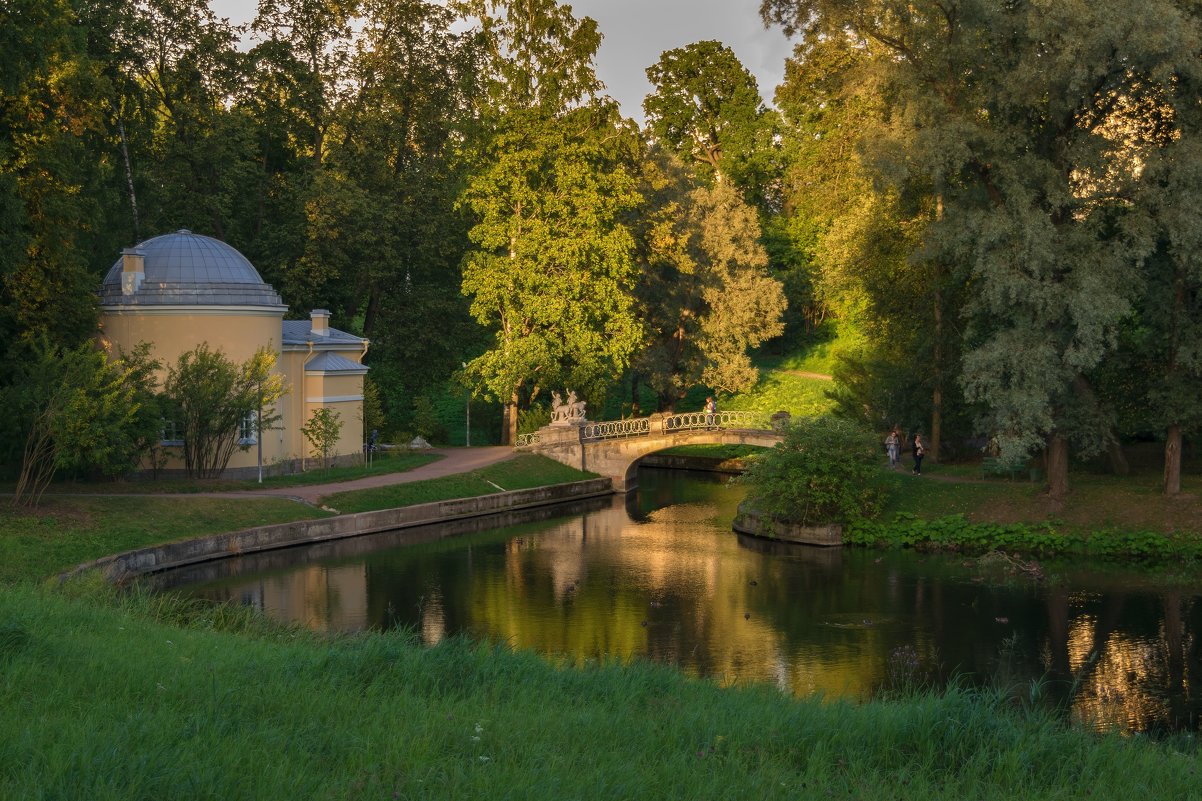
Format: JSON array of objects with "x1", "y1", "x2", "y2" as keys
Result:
[
  {"x1": 663, "y1": 410, "x2": 769, "y2": 432},
  {"x1": 514, "y1": 409, "x2": 775, "y2": 449},
  {"x1": 515, "y1": 431, "x2": 542, "y2": 448},
  {"x1": 581, "y1": 418, "x2": 651, "y2": 441}
]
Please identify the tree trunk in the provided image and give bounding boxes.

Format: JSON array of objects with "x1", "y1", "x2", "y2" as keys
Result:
[
  {"x1": 117, "y1": 114, "x2": 140, "y2": 241},
  {"x1": 1164, "y1": 424, "x2": 1183, "y2": 497},
  {"x1": 930, "y1": 196, "x2": 945, "y2": 463},
  {"x1": 500, "y1": 404, "x2": 512, "y2": 446},
  {"x1": 927, "y1": 287, "x2": 937, "y2": 461},
  {"x1": 630, "y1": 374, "x2": 640, "y2": 417},
  {"x1": 1106, "y1": 438, "x2": 1129, "y2": 476},
  {"x1": 1046, "y1": 433, "x2": 1069, "y2": 502},
  {"x1": 505, "y1": 388, "x2": 519, "y2": 446}
]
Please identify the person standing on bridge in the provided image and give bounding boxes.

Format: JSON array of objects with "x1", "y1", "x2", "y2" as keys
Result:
[{"x1": 704, "y1": 396, "x2": 717, "y2": 428}]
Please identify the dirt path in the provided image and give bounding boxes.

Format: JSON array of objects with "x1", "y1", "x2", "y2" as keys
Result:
[{"x1": 780, "y1": 370, "x2": 833, "y2": 381}]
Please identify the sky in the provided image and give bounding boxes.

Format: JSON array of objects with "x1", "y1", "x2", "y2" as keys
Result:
[{"x1": 208, "y1": 0, "x2": 797, "y2": 123}]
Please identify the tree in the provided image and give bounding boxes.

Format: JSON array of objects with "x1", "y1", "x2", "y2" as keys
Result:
[
  {"x1": 288, "y1": 0, "x2": 484, "y2": 425},
  {"x1": 643, "y1": 41, "x2": 777, "y2": 204},
  {"x1": 163, "y1": 345, "x2": 287, "y2": 479},
  {"x1": 1118, "y1": 143, "x2": 1202, "y2": 496},
  {"x1": 301, "y1": 407, "x2": 343, "y2": 470},
  {"x1": 762, "y1": 0, "x2": 1197, "y2": 499},
  {"x1": 632, "y1": 152, "x2": 786, "y2": 409},
  {"x1": 0, "y1": 0, "x2": 112, "y2": 362},
  {"x1": 458, "y1": 0, "x2": 643, "y2": 443},
  {"x1": 460, "y1": 110, "x2": 643, "y2": 441},
  {"x1": 9, "y1": 343, "x2": 159, "y2": 507}
]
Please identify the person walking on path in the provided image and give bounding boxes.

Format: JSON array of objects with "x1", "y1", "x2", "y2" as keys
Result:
[
  {"x1": 912, "y1": 433, "x2": 926, "y2": 475},
  {"x1": 885, "y1": 427, "x2": 900, "y2": 469}
]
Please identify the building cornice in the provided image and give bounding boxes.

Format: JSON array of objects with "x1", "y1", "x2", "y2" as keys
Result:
[
  {"x1": 101, "y1": 305, "x2": 287, "y2": 317},
  {"x1": 306, "y1": 394, "x2": 366, "y2": 403}
]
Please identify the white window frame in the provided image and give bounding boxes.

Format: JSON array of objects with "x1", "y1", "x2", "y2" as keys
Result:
[
  {"x1": 160, "y1": 419, "x2": 183, "y2": 447},
  {"x1": 239, "y1": 410, "x2": 258, "y2": 445}
]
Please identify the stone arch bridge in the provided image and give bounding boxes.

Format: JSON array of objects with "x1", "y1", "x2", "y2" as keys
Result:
[{"x1": 515, "y1": 410, "x2": 787, "y2": 491}]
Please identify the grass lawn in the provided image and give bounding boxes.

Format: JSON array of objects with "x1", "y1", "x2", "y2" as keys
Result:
[
  {"x1": 875, "y1": 465, "x2": 1202, "y2": 535},
  {"x1": 656, "y1": 444, "x2": 768, "y2": 460},
  {"x1": 26, "y1": 450, "x2": 444, "y2": 495},
  {"x1": 0, "y1": 456, "x2": 595, "y2": 584},
  {"x1": 325, "y1": 455, "x2": 597, "y2": 514},
  {"x1": 1, "y1": 581, "x2": 1196, "y2": 800},
  {"x1": 1, "y1": 444, "x2": 1199, "y2": 796},
  {"x1": 0, "y1": 496, "x2": 332, "y2": 584}
]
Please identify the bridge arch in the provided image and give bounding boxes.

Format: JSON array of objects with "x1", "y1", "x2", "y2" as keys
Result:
[{"x1": 518, "y1": 410, "x2": 786, "y2": 491}]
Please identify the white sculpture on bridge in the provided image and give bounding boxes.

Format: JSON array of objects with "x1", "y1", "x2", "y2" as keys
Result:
[{"x1": 550, "y1": 388, "x2": 587, "y2": 426}]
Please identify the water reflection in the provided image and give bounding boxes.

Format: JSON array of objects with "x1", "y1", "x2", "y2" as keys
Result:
[{"x1": 158, "y1": 468, "x2": 1202, "y2": 734}]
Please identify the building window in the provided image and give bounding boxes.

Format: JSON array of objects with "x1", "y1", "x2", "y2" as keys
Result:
[
  {"x1": 160, "y1": 419, "x2": 183, "y2": 446},
  {"x1": 239, "y1": 410, "x2": 258, "y2": 445}
]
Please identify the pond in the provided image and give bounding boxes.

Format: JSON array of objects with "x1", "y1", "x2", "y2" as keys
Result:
[{"x1": 156, "y1": 467, "x2": 1202, "y2": 734}]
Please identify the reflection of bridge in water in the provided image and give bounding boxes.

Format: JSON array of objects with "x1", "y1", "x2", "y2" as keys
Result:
[{"x1": 515, "y1": 410, "x2": 786, "y2": 491}]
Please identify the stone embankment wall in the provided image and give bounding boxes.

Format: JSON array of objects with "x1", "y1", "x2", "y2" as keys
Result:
[
  {"x1": 65, "y1": 478, "x2": 614, "y2": 583},
  {"x1": 637, "y1": 454, "x2": 748, "y2": 474},
  {"x1": 731, "y1": 505, "x2": 843, "y2": 547}
]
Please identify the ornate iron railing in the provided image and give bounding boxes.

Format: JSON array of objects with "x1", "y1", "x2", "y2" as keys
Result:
[
  {"x1": 514, "y1": 431, "x2": 541, "y2": 448},
  {"x1": 515, "y1": 409, "x2": 779, "y2": 449},
  {"x1": 663, "y1": 410, "x2": 770, "y2": 432},
  {"x1": 581, "y1": 417, "x2": 651, "y2": 441}
]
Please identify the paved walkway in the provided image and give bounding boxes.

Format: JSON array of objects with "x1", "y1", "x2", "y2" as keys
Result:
[
  {"x1": 256, "y1": 447, "x2": 515, "y2": 505},
  {"x1": 33, "y1": 447, "x2": 517, "y2": 507}
]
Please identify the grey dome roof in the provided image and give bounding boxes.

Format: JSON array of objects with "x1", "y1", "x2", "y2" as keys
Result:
[{"x1": 101, "y1": 230, "x2": 285, "y2": 308}]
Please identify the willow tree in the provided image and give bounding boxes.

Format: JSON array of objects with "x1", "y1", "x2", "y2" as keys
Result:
[
  {"x1": 458, "y1": 0, "x2": 643, "y2": 443},
  {"x1": 1128, "y1": 83, "x2": 1202, "y2": 496},
  {"x1": 763, "y1": 0, "x2": 1198, "y2": 499}
]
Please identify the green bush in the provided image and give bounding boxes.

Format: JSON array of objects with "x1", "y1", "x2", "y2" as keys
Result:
[
  {"x1": 412, "y1": 395, "x2": 446, "y2": 443},
  {"x1": 518, "y1": 404, "x2": 551, "y2": 434},
  {"x1": 845, "y1": 513, "x2": 1202, "y2": 563},
  {"x1": 741, "y1": 416, "x2": 883, "y2": 525}
]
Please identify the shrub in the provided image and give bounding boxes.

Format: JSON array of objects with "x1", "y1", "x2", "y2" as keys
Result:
[
  {"x1": 301, "y1": 407, "x2": 344, "y2": 470},
  {"x1": 164, "y1": 345, "x2": 286, "y2": 478},
  {"x1": 518, "y1": 404, "x2": 551, "y2": 434},
  {"x1": 741, "y1": 415, "x2": 883, "y2": 525}
]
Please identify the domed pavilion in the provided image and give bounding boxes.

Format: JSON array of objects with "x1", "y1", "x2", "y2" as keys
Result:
[{"x1": 99, "y1": 230, "x2": 369, "y2": 476}]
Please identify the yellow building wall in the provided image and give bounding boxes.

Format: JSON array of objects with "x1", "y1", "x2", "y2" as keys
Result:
[
  {"x1": 301, "y1": 370, "x2": 365, "y2": 464},
  {"x1": 100, "y1": 307, "x2": 369, "y2": 476},
  {"x1": 100, "y1": 308, "x2": 283, "y2": 372}
]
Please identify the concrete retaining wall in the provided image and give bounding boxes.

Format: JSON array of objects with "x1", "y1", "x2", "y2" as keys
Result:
[{"x1": 65, "y1": 478, "x2": 614, "y2": 583}]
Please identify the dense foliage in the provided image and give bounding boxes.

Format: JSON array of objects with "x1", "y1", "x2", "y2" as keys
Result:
[
  {"x1": 4, "y1": 0, "x2": 1202, "y2": 495},
  {"x1": 741, "y1": 416, "x2": 882, "y2": 525},
  {"x1": 848, "y1": 514, "x2": 1202, "y2": 564},
  {"x1": 163, "y1": 345, "x2": 286, "y2": 479},
  {"x1": 7, "y1": 343, "x2": 161, "y2": 506}
]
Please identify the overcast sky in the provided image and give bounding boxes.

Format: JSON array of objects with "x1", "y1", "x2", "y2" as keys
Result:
[{"x1": 208, "y1": 0, "x2": 797, "y2": 123}]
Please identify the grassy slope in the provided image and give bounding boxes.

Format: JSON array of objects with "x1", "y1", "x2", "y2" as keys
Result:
[
  {"x1": 325, "y1": 455, "x2": 596, "y2": 514},
  {"x1": 0, "y1": 456, "x2": 593, "y2": 584},
  {"x1": 0, "y1": 497, "x2": 330, "y2": 585},
  {"x1": 26, "y1": 450, "x2": 443, "y2": 495},
  {"x1": 1, "y1": 583, "x2": 1194, "y2": 800}
]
